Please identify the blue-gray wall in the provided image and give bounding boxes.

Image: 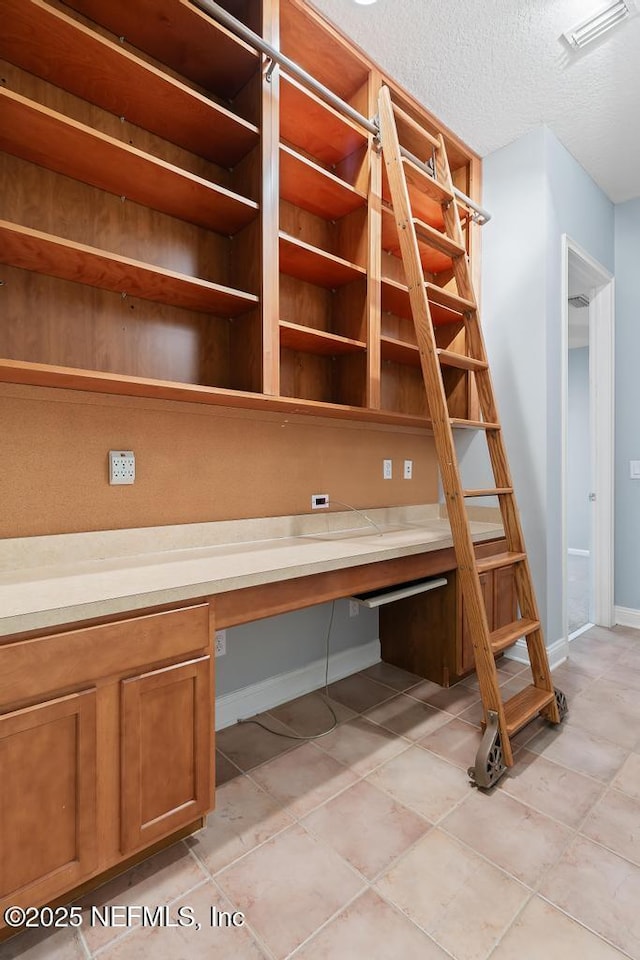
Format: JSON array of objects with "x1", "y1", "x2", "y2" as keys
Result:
[
  {"x1": 479, "y1": 126, "x2": 614, "y2": 644},
  {"x1": 567, "y1": 345, "x2": 590, "y2": 551},
  {"x1": 614, "y1": 198, "x2": 640, "y2": 610}
]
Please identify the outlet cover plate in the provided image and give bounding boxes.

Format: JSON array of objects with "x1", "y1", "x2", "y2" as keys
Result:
[
  {"x1": 404, "y1": 459, "x2": 413, "y2": 480},
  {"x1": 383, "y1": 459, "x2": 392, "y2": 480},
  {"x1": 109, "y1": 450, "x2": 135, "y2": 485},
  {"x1": 215, "y1": 630, "x2": 227, "y2": 657}
]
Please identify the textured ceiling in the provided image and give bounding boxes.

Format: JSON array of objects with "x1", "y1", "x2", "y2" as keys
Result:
[{"x1": 308, "y1": 0, "x2": 640, "y2": 203}]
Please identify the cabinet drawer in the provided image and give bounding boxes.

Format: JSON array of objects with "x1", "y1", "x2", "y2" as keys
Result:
[{"x1": 0, "y1": 603, "x2": 211, "y2": 707}]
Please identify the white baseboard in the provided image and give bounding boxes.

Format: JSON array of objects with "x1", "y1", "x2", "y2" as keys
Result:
[
  {"x1": 615, "y1": 606, "x2": 640, "y2": 630},
  {"x1": 216, "y1": 639, "x2": 381, "y2": 730},
  {"x1": 504, "y1": 635, "x2": 568, "y2": 670},
  {"x1": 568, "y1": 548, "x2": 590, "y2": 557}
]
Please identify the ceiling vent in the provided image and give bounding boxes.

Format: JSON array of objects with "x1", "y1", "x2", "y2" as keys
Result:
[{"x1": 563, "y1": 0, "x2": 636, "y2": 48}]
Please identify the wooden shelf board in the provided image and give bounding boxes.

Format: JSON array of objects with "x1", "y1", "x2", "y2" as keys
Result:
[
  {"x1": 280, "y1": 321, "x2": 366, "y2": 356},
  {"x1": 280, "y1": 145, "x2": 366, "y2": 220},
  {"x1": 0, "y1": 359, "x2": 434, "y2": 429},
  {"x1": 0, "y1": 221, "x2": 258, "y2": 316},
  {"x1": 0, "y1": 89, "x2": 258, "y2": 235},
  {"x1": 62, "y1": 0, "x2": 259, "y2": 100},
  {"x1": 280, "y1": 73, "x2": 368, "y2": 167},
  {"x1": 382, "y1": 165, "x2": 445, "y2": 230},
  {"x1": 381, "y1": 277, "x2": 466, "y2": 327},
  {"x1": 392, "y1": 100, "x2": 440, "y2": 156},
  {"x1": 381, "y1": 207, "x2": 452, "y2": 274},
  {"x1": 279, "y1": 233, "x2": 366, "y2": 288},
  {"x1": 380, "y1": 336, "x2": 421, "y2": 368},
  {"x1": 0, "y1": 0, "x2": 259, "y2": 167}
]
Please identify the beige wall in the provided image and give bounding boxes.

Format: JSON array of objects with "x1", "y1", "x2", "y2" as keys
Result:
[{"x1": 1, "y1": 383, "x2": 438, "y2": 538}]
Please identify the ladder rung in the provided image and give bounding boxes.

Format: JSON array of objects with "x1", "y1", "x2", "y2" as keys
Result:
[
  {"x1": 504, "y1": 685, "x2": 555, "y2": 736},
  {"x1": 437, "y1": 349, "x2": 487, "y2": 372},
  {"x1": 413, "y1": 218, "x2": 465, "y2": 259},
  {"x1": 402, "y1": 156, "x2": 453, "y2": 205},
  {"x1": 463, "y1": 487, "x2": 513, "y2": 498},
  {"x1": 476, "y1": 551, "x2": 526, "y2": 573},
  {"x1": 424, "y1": 283, "x2": 476, "y2": 315},
  {"x1": 450, "y1": 418, "x2": 501, "y2": 431},
  {"x1": 392, "y1": 102, "x2": 440, "y2": 149},
  {"x1": 490, "y1": 617, "x2": 540, "y2": 654}
]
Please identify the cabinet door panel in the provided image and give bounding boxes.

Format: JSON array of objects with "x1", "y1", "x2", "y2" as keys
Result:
[
  {"x1": 460, "y1": 572, "x2": 493, "y2": 675},
  {"x1": 494, "y1": 565, "x2": 518, "y2": 630},
  {"x1": 0, "y1": 689, "x2": 97, "y2": 912},
  {"x1": 121, "y1": 656, "x2": 213, "y2": 854}
]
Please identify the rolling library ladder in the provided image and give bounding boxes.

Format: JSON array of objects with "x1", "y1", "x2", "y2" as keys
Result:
[{"x1": 377, "y1": 86, "x2": 567, "y2": 788}]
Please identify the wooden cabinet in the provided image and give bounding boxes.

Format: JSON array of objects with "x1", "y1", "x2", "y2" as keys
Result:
[
  {"x1": 0, "y1": 603, "x2": 213, "y2": 923},
  {"x1": 0, "y1": 689, "x2": 97, "y2": 911},
  {"x1": 380, "y1": 540, "x2": 518, "y2": 686},
  {"x1": 459, "y1": 563, "x2": 517, "y2": 676},
  {"x1": 121, "y1": 656, "x2": 212, "y2": 853},
  {"x1": 0, "y1": 0, "x2": 481, "y2": 426}
]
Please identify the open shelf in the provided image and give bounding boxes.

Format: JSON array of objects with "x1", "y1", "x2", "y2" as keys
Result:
[
  {"x1": 0, "y1": 89, "x2": 258, "y2": 235},
  {"x1": 280, "y1": 321, "x2": 366, "y2": 356},
  {"x1": 380, "y1": 336, "x2": 421, "y2": 368},
  {"x1": 280, "y1": 145, "x2": 367, "y2": 220},
  {"x1": 0, "y1": 0, "x2": 259, "y2": 167},
  {"x1": 381, "y1": 207, "x2": 453, "y2": 275},
  {"x1": 382, "y1": 164, "x2": 445, "y2": 230},
  {"x1": 62, "y1": 0, "x2": 260, "y2": 100},
  {"x1": 0, "y1": 221, "x2": 259, "y2": 316},
  {"x1": 0, "y1": 359, "x2": 431, "y2": 428},
  {"x1": 280, "y1": 73, "x2": 368, "y2": 167},
  {"x1": 381, "y1": 276, "x2": 471, "y2": 326},
  {"x1": 279, "y1": 233, "x2": 366, "y2": 288}
]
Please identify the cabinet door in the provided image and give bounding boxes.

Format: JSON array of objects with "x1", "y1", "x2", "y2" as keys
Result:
[
  {"x1": 121, "y1": 656, "x2": 213, "y2": 854},
  {"x1": 0, "y1": 689, "x2": 97, "y2": 913},
  {"x1": 460, "y1": 572, "x2": 494, "y2": 675},
  {"x1": 493, "y1": 565, "x2": 518, "y2": 631}
]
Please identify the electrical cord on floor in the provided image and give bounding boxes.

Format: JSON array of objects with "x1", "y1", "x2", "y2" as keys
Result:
[{"x1": 237, "y1": 599, "x2": 339, "y2": 740}]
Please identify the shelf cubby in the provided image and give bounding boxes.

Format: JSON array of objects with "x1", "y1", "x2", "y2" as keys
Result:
[
  {"x1": 0, "y1": 0, "x2": 259, "y2": 168},
  {"x1": 280, "y1": 322, "x2": 366, "y2": 357},
  {"x1": 0, "y1": 89, "x2": 259, "y2": 235},
  {"x1": 279, "y1": 233, "x2": 366, "y2": 288},
  {"x1": 0, "y1": 221, "x2": 258, "y2": 316},
  {"x1": 280, "y1": 73, "x2": 368, "y2": 169},
  {"x1": 382, "y1": 206, "x2": 454, "y2": 276},
  {"x1": 279, "y1": 145, "x2": 367, "y2": 220},
  {"x1": 61, "y1": 0, "x2": 260, "y2": 100}
]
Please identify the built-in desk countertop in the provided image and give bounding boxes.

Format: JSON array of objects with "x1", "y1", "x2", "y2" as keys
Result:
[{"x1": 0, "y1": 505, "x2": 503, "y2": 637}]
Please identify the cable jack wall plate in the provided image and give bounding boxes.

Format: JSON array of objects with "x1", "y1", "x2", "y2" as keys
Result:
[
  {"x1": 109, "y1": 450, "x2": 135, "y2": 485},
  {"x1": 312, "y1": 494, "x2": 330, "y2": 509}
]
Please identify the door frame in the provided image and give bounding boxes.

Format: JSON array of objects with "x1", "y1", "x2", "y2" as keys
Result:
[{"x1": 561, "y1": 235, "x2": 615, "y2": 638}]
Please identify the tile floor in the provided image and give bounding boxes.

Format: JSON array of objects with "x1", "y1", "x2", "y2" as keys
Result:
[
  {"x1": 4, "y1": 624, "x2": 640, "y2": 960},
  {"x1": 568, "y1": 552, "x2": 591, "y2": 634}
]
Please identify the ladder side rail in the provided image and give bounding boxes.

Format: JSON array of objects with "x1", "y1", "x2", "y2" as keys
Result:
[{"x1": 377, "y1": 87, "x2": 513, "y2": 759}]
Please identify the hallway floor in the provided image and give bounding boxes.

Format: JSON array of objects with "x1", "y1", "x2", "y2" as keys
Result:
[
  {"x1": 4, "y1": 625, "x2": 640, "y2": 960},
  {"x1": 568, "y1": 552, "x2": 591, "y2": 634}
]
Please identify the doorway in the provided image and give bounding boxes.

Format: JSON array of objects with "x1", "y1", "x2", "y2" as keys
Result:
[{"x1": 562, "y1": 237, "x2": 614, "y2": 642}]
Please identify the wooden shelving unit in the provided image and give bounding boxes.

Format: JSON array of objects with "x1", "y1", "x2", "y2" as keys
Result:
[{"x1": 0, "y1": 0, "x2": 481, "y2": 425}]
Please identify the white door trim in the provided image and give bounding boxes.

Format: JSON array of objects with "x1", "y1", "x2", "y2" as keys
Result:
[{"x1": 561, "y1": 236, "x2": 615, "y2": 636}]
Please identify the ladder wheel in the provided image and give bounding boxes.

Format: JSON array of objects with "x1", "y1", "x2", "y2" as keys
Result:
[
  {"x1": 553, "y1": 687, "x2": 568, "y2": 722},
  {"x1": 468, "y1": 710, "x2": 507, "y2": 789}
]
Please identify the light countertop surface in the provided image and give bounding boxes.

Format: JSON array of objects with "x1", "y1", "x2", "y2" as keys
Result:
[{"x1": 0, "y1": 505, "x2": 503, "y2": 637}]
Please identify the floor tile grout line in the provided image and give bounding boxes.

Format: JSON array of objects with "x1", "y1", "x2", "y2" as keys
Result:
[
  {"x1": 282, "y1": 886, "x2": 371, "y2": 960},
  {"x1": 534, "y1": 891, "x2": 636, "y2": 960},
  {"x1": 86, "y1": 874, "x2": 212, "y2": 959}
]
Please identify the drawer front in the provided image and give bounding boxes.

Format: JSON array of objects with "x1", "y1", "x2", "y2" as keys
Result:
[{"x1": 0, "y1": 603, "x2": 211, "y2": 707}]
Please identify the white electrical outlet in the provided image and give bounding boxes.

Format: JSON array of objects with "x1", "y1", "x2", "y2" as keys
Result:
[
  {"x1": 349, "y1": 599, "x2": 360, "y2": 618},
  {"x1": 215, "y1": 630, "x2": 227, "y2": 657},
  {"x1": 312, "y1": 493, "x2": 330, "y2": 509},
  {"x1": 109, "y1": 450, "x2": 135, "y2": 485},
  {"x1": 404, "y1": 459, "x2": 413, "y2": 480},
  {"x1": 383, "y1": 459, "x2": 392, "y2": 480}
]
